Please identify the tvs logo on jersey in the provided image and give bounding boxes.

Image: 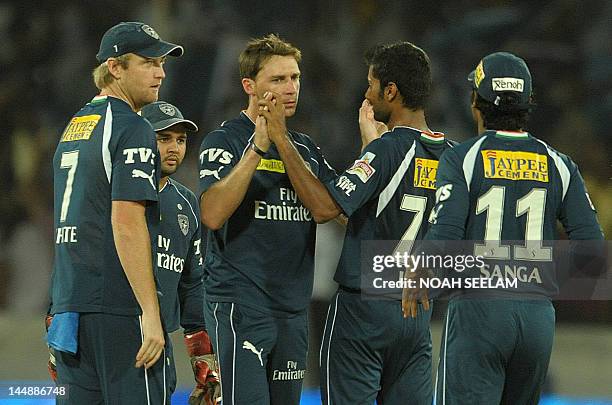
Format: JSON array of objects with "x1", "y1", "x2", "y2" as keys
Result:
[
  {"x1": 199, "y1": 148, "x2": 233, "y2": 165},
  {"x1": 123, "y1": 147, "x2": 155, "y2": 164},
  {"x1": 413, "y1": 158, "x2": 439, "y2": 189},
  {"x1": 481, "y1": 150, "x2": 548, "y2": 182},
  {"x1": 177, "y1": 214, "x2": 189, "y2": 236},
  {"x1": 347, "y1": 152, "x2": 376, "y2": 183},
  {"x1": 257, "y1": 159, "x2": 286, "y2": 173},
  {"x1": 60, "y1": 115, "x2": 101, "y2": 142}
]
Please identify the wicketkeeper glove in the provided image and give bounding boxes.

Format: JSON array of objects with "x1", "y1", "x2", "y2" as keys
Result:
[
  {"x1": 44, "y1": 315, "x2": 58, "y2": 382},
  {"x1": 184, "y1": 330, "x2": 221, "y2": 405}
]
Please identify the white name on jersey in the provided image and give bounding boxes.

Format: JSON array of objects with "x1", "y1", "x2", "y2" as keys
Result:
[{"x1": 56, "y1": 226, "x2": 78, "y2": 244}]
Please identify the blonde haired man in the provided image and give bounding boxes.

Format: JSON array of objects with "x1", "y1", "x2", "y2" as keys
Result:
[{"x1": 47, "y1": 22, "x2": 182, "y2": 404}]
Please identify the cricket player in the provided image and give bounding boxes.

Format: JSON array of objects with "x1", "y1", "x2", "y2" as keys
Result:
[
  {"x1": 405, "y1": 52, "x2": 605, "y2": 404},
  {"x1": 198, "y1": 34, "x2": 336, "y2": 404},
  {"x1": 48, "y1": 22, "x2": 182, "y2": 404},
  {"x1": 141, "y1": 101, "x2": 220, "y2": 405},
  {"x1": 297, "y1": 41, "x2": 454, "y2": 405}
]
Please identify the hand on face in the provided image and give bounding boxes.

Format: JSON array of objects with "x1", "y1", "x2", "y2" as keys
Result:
[
  {"x1": 359, "y1": 99, "x2": 387, "y2": 148},
  {"x1": 257, "y1": 91, "x2": 287, "y2": 144}
]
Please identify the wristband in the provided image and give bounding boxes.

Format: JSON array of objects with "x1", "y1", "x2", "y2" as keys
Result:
[{"x1": 250, "y1": 141, "x2": 267, "y2": 157}]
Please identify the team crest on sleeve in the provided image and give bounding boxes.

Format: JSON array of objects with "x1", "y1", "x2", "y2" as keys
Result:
[
  {"x1": 346, "y1": 152, "x2": 376, "y2": 183},
  {"x1": 177, "y1": 214, "x2": 189, "y2": 236}
]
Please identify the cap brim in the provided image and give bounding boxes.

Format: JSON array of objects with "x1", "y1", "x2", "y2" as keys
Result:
[
  {"x1": 136, "y1": 41, "x2": 184, "y2": 58},
  {"x1": 151, "y1": 118, "x2": 198, "y2": 132}
]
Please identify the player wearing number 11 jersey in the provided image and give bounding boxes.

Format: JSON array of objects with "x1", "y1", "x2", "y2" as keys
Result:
[
  {"x1": 317, "y1": 42, "x2": 454, "y2": 405},
  {"x1": 421, "y1": 52, "x2": 605, "y2": 404}
]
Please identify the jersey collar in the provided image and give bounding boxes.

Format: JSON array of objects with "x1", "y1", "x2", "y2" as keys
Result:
[
  {"x1": 492, "y1": 130, "x2": 530, "y2": 140},
  {"x1": 240, "y1": 110, "x2": 256, "y2": 128},
  {"x1": 90, "y1": 95, "x2": 108, "y2": 104},
  {"x1": 394, "y1": 125, "x2": 446, "y2": 144}
]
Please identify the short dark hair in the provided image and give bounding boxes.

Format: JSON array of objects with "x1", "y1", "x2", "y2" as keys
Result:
[
  {"x1": 473, "y1": 91, "x2": 534, "y2": 131},
  {"x1": 239, "y1": 34, "x2": 302, "y2": 79},
  {"x1": 364, "y1": 42, "x2": 431, "y2": 110}
]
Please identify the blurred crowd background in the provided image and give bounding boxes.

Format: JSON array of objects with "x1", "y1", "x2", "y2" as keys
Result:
[{"x1": 0, "y1": 0, "x2": 610, "y2": 396}]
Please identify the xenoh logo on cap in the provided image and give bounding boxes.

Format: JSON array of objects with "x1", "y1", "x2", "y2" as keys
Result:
[
  {"x1": 492, "y1": 77, "x2": 524, "y2": 92},
  {"x1": 481, "y1": 150, "x2": 548, "y2": 182},
  {"x1": 141, "y1": 24, "x2": 160, "y2": 39},
  {"x1": 159, "y1": 104, "x2": 176, "y2": 116}
]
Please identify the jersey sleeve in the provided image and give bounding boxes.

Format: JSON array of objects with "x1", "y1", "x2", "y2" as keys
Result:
[
  {"x1": 110, "y1": 118, "x2": 158, "y2": 202},
  {"x1": 178, "y1": 198, "x2": 206, "y2": 332},
  {"x1": 302, "y1": 135, "x2": 337, "y2": 183},
  {"x1": 559, "y1": 161, "x2": 605, "y2": 240},
  {"x1": 424, "y1": 148, "x2": 470, "y2": 241},
  {"x1": 325, "y1": 138, "x2": 393, "y2": 217},
  {"x1": 198, "y1": 129, "x2": 240, "y2": 196}
]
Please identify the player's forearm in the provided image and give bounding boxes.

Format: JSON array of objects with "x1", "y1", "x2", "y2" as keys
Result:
[
  {"x1": 200, "y1": 150, "x2": 261, "y2": 230},
  {"x1": 111, "y1": 201, "x2": 160, "y2": 316},
  {"x1": 274, "y1": 136, "x2": 341, "y2": 223}
]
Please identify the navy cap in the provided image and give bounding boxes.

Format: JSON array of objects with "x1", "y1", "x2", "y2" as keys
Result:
[
  {"x1": 468, "y1": 52, "x2": 532, "y2": 108},
  {"x1": 141, "y1": 101, "x2": 198, "y2": 132},
  {"x1": 96, "y1": 22, "x2": 183, "y2": 62}
]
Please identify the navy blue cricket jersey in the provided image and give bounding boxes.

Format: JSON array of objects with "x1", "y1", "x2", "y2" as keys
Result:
[
  {"x1": 199, "y1": 112, "x2": 337, "y2": 314},
  {"x1": 51, "y1": 95, "x2": 160, "y2": 316},
  {"x1": 425, "y1": 130, "x2": 605, "y2": 297},
  {"x1": 157, "y1": 178, "x2": 205, "y2": 332},
  {"x1": 326, "y1": 126, "x2": 454, "y2": 290}
]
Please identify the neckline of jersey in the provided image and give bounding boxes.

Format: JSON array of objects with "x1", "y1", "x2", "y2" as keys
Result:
[
  {"x1": 393, "y1": 125, "x2": 446, "y2": 144},
  {"x1": 90, "y1": 95, "x2": 108, "y2": 104},
  {"x1": 240, "y1": 110, "x2": 255, "y2": 127},
  {"x1": 159, "y1": 178, "x2": 173, "y2": 193},
  {"x1": 492, "y1": 130, "x2": 530, "y2": 140}
]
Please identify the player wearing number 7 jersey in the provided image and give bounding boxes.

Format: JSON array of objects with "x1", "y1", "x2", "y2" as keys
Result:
[
  {"x1": 49, "y1": 22, "x2": 183, "y2": 404},
  {"x1": 417, "y1": 52, "x2": 605, "y2": 404},
  {"x1": 314, "y1": 42, "x2": 454, "y2": 405}
]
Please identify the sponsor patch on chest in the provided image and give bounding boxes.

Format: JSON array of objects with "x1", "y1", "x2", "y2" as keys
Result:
[{"x1": 257, "y1": 159, "x2": 286, "y2": 173}]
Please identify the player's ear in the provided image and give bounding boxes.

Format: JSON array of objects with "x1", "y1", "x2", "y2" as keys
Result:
[
  {"x1": 386, "y1": 82, "x2": 398, "y2": 102},
  {"x1": 242, "y1": 78, "x2": 256, "y2": 96},
  {"x1": 106, "y1": 58, "x2": 123, "y2": 80}
]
